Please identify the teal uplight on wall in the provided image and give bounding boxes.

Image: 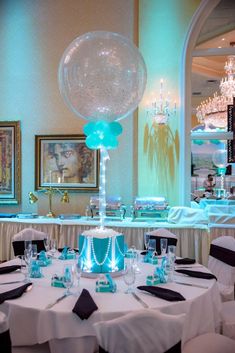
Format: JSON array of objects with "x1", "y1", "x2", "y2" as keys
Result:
[
  {"x1": 0, "y1": 0, "x2": 42, "y2": 116},
  {"x1": 138, "y1": 0, "x2": 201, "y2": 206}
]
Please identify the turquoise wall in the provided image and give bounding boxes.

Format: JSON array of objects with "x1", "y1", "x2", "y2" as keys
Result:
[{"x1": 138, "y1": 0, "x2": 201, "y2": 205}]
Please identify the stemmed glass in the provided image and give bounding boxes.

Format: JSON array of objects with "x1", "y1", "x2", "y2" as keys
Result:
[
  {"x1": 130, "y1": 246, "x2": 141, "y2": 274},
  {"x1": 144, "y1": 233, "x2": 150, "y2": 252},
  {"x1": 123, "y1": 264, "x2": 136, "y2": 294},
  {"x1": 22, "y1": 249, "x2": 32, "y2": 282},
  {"x1": 31, "y1": 244, "x2": 38, "y2": 261},
  {"x1": 160, "y1": 238, "x2": 168, "y2": 256},
  {"x1": 50, "y1": 239, "x2": 57, "y2": 258},
  {"x1": 62, "y1": 265, "x2": 74, "y2": 296},
  {"x1": 43, "y1": 237, "x2": 50, "y2": 252},
  {"x1": 72, "y1": 256, "x2": 82, "y2": 295},
  {"x1": 148, "y1": 239, "x2": 156, "y2": 256}
]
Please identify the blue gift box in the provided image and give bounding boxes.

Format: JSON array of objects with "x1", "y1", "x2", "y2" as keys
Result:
[{"x1": 78, "y1": 233, "x2": 124, "y2": 273}]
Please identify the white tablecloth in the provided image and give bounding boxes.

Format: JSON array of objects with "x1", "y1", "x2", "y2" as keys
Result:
[{"x1": 0, "y1": 258, "x2": 222, "y2": 352}]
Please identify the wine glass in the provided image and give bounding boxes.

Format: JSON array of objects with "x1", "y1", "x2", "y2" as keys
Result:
[
  {"x1": 160, "y1": 238, "x2": 168, "y2": 256},
  {"x1": 148, "y1": 239, "x2": 156, "y2": 256},
  {"x1": 22, "y1": 249, "x2": 32, "y2": 282},
  {"x1": 62, "y1": 265, "x2": 74, "y2": 296},
  {"x1": 24, "y1": 240, "x2": 32, "y2": 252},
  {"x1": 43, "y1": 237, "x2": 50, "y2": 252},
  {"x1": 31, "y1": 244, "x2": 38, "y2": 261},
  {"x1": 50, "y1": 239, "x2": 57, "y2": 258},
  {"x1": 130, "y1": 246, "x2": 141, "y2": 274},
  {"x1": 123, "y1": 264, "x2": 135, "y2": 294},
  {"x1": 144, "y1": 233, "x2": 150, "y2": 252},
  {"x1": 72, "y1": 256, "x2": 82, "y2": 295}
]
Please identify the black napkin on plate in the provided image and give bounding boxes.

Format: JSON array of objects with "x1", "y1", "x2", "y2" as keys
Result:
[
  {"x1": 175, "y1": 258, "x2": 196, "y2": 265},
  {"x1": 72, "y1": 289, "x2": 98, "y2": 320},
  {"x1": 175, "y1": 269, "x2": 216, "y2": 280},
  {"x1": 0, "y1": 282, "x2": 32, "y2": 304},
  {"x1": 137, "y1": 286, "x2": 185, "y2": 302},
  {"x1": 140, "y1": 251, "x2": 148, "y2": 255},
  {"x1": 0, "y1": 265, "x2": 21, "y2": 275}
]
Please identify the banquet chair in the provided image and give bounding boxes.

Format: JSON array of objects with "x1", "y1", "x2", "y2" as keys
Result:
[
  {"x1": 0, "y1": 311, "x2": 11, "y2": 353},
  {"x1": 93, "y1": 309, "x2": 185, "y2": 353},
  {"x1": 208, "y1": 236, "x2": 235, "y2": 301},
  {"x1": 146, "y1": 228, "x2": 178, "y2": 255},
  {"x1": 220, "y1": 300, "x2": 235, "y2": 340},
  {"x1": 12, "y1": 228, "x2": 47, "y2": 256},
  {"x1": 182, "y1": 333, "x2": 235, "y2": 353}
]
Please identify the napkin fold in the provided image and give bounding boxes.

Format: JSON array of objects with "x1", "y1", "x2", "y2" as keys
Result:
[
  {"x1": 175, "y1": 258, "x2": 196, "y2": 265},
  {"x1": 175, "y1": 269, "x2": 216, "y2": 280},
  {"x1": 0, "y1": 265, "x2": 21, "y2": 275},
  {"x1": 137, "y1": 286, "x2": 185, "y2": 302},
  {"x1": 72, "y1": 289, "x2": 98, "y2": 320},
  {"x1": 0, "y1": 282, "x2": 32, "y2": 304}
]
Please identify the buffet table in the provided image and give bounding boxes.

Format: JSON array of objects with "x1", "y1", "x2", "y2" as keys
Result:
[
  {"x1": 0, "y1": 258, "x2": 221, "y2": 353},
  {"x1": 0, "y1": 217, "x2": 209, "y2": 265}
]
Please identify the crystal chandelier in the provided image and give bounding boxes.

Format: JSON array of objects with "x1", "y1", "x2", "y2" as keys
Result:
[
  {"x1": 196, "y1": 92, "x2": 231, "y2": 129},
  {"x1": 196, "y1": 43, "x2": 235, "y2": 129},
  {"x1": 220, "y1": 54, "x2": 235, "y2": 98},
  {"x1": 146, "y1": 79, "x2": 176, "y2": 125}
]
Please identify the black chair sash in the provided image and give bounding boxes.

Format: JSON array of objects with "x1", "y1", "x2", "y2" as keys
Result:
[
  {"x1": 210, "y1": 244, "x2": 235, "y2": 267},
  {"x1": 165, "y1": 341, "x2": 181, "y2": 353},
  {"x1": 0, "y1": 329, "x2": 12, "y2": 353},
  {"x1": 12, "y1": 240, "x2": 46, "y2": 256},
  {"x1": 149, "y1": 236, "x2": 178, "y2": 255}
]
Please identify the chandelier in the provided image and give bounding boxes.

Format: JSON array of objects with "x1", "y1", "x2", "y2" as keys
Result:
[
  {"x1": 196, "y1": 44, "x2": 235, "y2": 129},
  {"x1": 196, "y1": 92, "x2": 231, "y2": 129},
  {"x1": 146, "y1": 79, "x2": 176, "y2": 125},
  {"x1": 220, "y1": 54, "x2": 235, "y2": 98}
]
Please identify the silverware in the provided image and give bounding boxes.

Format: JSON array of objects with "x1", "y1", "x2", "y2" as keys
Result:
[
  {"x1": 0, "y1": 280, "x2": 24, "y2": 285},
  {"x1": 175, "y1": 265, "x2": 203, "y2": 269},
  {"x1": 175, "y1": 281, "x2": 208, "y2": 289},
  {"x1": 45, "y1": 293, "x2": 69, "y2": 309},
  {"x1": 132, "y1": 292, "x2": 149, "y2": 308}
]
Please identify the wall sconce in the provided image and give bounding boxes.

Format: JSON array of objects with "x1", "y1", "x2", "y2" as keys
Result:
[
  {"x1": 29, "y1": 187, "x2": 70, "y2": 218},
  {"x1": 146, "y1": 79, "x2": 176, "y2": 125}
]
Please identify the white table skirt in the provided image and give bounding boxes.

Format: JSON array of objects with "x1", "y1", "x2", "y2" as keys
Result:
[
  {"x1": 0, "y1": 217, "x2": 210, "y2": 265},
  {"x1": 0, "y1": 258, "x2": 221, "y2": 353}
]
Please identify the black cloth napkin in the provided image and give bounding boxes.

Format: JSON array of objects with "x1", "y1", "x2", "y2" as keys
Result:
[
  {"x1": 175, "y1": 269, "x2": 216, "y2": 280},
  {"x1": 0, "y1": 265, "x2": 21, "y2": 275},
  {"x1": 137, "y1": 286, "x2": 185, "y2": 302},
  {"x1": 175, "y1": 258, "x2": 196, "y2": 265},
  {"x1": 72, "y1": 289, "x2": 98, "y2": 320},
  {"x1": 0, "y1": 282, "x2": 32, "y2": 304},
  {"x1": 140, "y1": 251, "x2": 148, "y2": 255}
]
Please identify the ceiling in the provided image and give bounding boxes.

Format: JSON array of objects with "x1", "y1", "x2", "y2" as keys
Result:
[{"x1": 191, "y1": 0, "x2": 235, "y2": 113}]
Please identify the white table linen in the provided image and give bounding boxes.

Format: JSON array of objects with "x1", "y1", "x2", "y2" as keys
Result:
[{"x1": 0, "y1": 257, "x2": 222, "y2": 353}]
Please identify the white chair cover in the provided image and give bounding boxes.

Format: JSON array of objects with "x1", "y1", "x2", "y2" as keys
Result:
[
  {"x1": 208, "y1": 236, "x2": 235, "y2": 301},
  {"x1": 0, "y1": 311, "x2": 9, "y2": 334},
  {"x1": 94, "y1": 309, "x2": 185, "y2": 353},
  {"x1": 221, "y1": 301, "x2": 235, "y2": 340},
  {"x1": 146, "y1": 228, "x2": 177, "y2": 239},
  {"x1": 168, "y1": 207, "x2": 208, "y2": 224},
  {"x1": 182, "y1": 333, "x2": 235, "y2": 353},
  {"x1": 12, "y1": 228, "x2": 48, "y2": 241}
]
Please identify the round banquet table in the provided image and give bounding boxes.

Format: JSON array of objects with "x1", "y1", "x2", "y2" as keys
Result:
[{"x1": 0, "y1": 256, "x2": 222, "y2": 353}]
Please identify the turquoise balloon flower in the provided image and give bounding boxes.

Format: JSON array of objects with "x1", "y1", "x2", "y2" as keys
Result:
[{"x1": 83, "y1": 120, "x2": 123, "y2": 150}]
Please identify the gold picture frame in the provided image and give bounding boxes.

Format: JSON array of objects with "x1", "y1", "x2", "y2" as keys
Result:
[
  {"x1": 0, "y1": 121, "x2": 21, "y2": 204},
  {"x1": 35, "y1": 134, "x2": 99, "y2": 191}
]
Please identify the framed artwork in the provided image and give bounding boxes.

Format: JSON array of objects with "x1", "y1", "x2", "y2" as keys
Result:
[
  {"x1": 0, "y1": 121, "x2": 21, "y2": 204},
  {"x1": 35, "y1": 134, "x2": 99, "y2": 191}
]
